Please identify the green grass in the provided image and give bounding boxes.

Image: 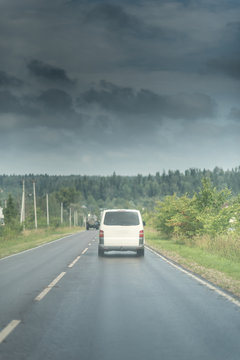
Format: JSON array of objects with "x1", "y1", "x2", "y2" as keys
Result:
[
  {"x1": 146, "y1": 228, "x2": 240, "y2": 281},
  {"x1": 0, "y1": 227, "x2": 84, "y2": 259}
]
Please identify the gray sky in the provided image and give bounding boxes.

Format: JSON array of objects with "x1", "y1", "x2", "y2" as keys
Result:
[{"x1": 0, "y1": 0, "x2": 239, "y2": 175}]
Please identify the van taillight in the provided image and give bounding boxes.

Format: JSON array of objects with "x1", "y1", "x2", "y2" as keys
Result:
[
  {"x1": 99, "y1": 230, "x2": 104, "y2": 244},
  {"x1": 139, "y1": 230, "x2": 144, "y2": 245}
]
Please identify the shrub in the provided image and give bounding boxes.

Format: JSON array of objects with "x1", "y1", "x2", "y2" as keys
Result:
[{"x1": 154, "y1": 178, "x2": 234, "y2": 239}]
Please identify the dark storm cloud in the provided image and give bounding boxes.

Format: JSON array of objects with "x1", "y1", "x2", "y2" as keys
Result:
[
  {"x1": 230, "y1": 107, "x2": 240, "y2": 121},
  {"x1": 166, "y1": 0, "x2": 240, "y2": 9},
  {"x1": 33, "y1": 88, "x2": 85, "y2": 130},
  {"x1": 207, "y1": 58, "x2": 240, "y2": 79},
  {"x1": 205, "y1": 21, "x2": 240, "y2": 79},
  {"x1": 0, "y1": 85, "x2": 84, "y2": 130},
  {"x1": 0, "y1": 91, "x2": 35, "y2": 115},
  {"x1": 80, "y1": 81, "x2": 216, "y2": 120},
  {"x1": 226, "y1": 21, "x2": 240, "y2": 33},
  {"x1": 85, "y1": 3, "x2": 167, "y2": 39},
  {"x1": 83, "y1": 3, "x2": 198, "y2": 74},
  {"x1": 27, "y1": 60, "x2": 75, "y2": 85},
  {"x1": 0, "y1": 71, "x2": 23, "y2": 88},
  {"x1": 85, "y1": 3, "x2": 137, "y2": 30},
  {"x1": 0, "y1": 88, "x2": 74, "y2": 116},
  {"x1": 37, "y1": 89, "x2": 73, "y2": 113},
  {"x1": 0, "y1": 91, "x2": 22, "y2": 114},
  {"x1": 0, "y1": 0, "x2": 239, "y2": 174},
  {"x1": 0, "y1": 88, "x2": 86, "y2": 134}
]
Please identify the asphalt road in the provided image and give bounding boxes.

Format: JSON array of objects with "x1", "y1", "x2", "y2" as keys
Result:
[{"x1": 0, "y1": 231, "x2": 240, "y2": 360}]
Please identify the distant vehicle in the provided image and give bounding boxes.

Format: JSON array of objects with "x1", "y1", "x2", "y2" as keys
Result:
[
  {"x1": 98, "y1": 209, "x2": 145, "y2": 256},
  {"x1": 86, "y1": 214, "x2": 99, "y2": 230}
]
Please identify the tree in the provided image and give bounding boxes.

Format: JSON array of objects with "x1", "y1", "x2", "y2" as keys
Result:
[
  {"x1": 153, "y1": 179, "x2": 233, "y2": 239},
  {"x1": 154, "y1": 194, "x2": 201, "y2": 238},
  {"x1": 195, "y1": 178, "x2": 231, "y2": 212},
  {"x1": 3, "y1": 194, "x2": 18, "y2": 225},
  {"x1": 55, "y1": 187, "x2": 82, "y2": 208}
]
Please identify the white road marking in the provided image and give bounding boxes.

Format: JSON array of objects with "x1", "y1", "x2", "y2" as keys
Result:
[
  {"x1": 35, "y1": 272, "x2": 66, "y2": 301},
  {"x1": 68, "y1": 256, "x2": 81, "y2": 268},
  {"x1": 146, "y1": 246, "x2": 240, "y2": 308},
  {"x1": 0, "y1": 320, "x2": 21, "y2": 344},
  {"x1": 88, "y1": 243, "x2": 92, "y2": 246},
  {"x1": 82, "y1": 248, "x2": 88, "y2": 255}
]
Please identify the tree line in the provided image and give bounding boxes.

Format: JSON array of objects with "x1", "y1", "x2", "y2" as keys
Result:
[
  {"x1": 1, "y1": 166, "x2": 240, "y2": 202},
  {"x1": 0, "y1": 166, "x2": 240, "y2": 232}
]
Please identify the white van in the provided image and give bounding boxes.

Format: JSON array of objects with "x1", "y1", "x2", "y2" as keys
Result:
[{"x1": 98, "y1": 209, "x2": 145, "y2": 256}]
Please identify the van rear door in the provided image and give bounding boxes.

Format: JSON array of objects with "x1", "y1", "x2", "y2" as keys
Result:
[
  {"x1": 103, "y1": 225, "x2": 140, "y2": 247},
  {"x1": 102, "y1": 210, "x2": 141, "y2": 247}
]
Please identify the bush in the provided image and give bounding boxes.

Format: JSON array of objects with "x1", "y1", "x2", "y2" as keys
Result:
[
  {"x1": 154, "y1": 194, "x2": 202, "y2": 238},
  {"x1": 3, "y1": 194, "x2": 18, "y2": 225},
  {"x1": 154, "y1": 194, "x2": 180, "y2": 238},
  {"x1": 153, "y1": 178, "x2": 234, "y2": 239},
  {"x1": 0, "y1": 222, "x2": 23, "y2": 241}
]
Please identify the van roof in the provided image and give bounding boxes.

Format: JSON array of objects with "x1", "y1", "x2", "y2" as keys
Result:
[{"x1": 103, "y1": 209, "x2": 139, "y2": 213}]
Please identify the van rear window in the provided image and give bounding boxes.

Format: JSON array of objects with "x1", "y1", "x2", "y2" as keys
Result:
[{"x1": 104, "y1": 211, "x2": 140, "y2": 226}]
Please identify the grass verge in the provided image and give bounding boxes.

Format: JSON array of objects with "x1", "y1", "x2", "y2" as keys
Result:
[
  {"x1": 146, "y1": 228, "x2": 240, "y2": 298},
  {"x1": 0, "y1": 227, "x2": 84, "y2": 259}
]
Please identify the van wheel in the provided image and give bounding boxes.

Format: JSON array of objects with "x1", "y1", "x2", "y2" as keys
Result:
[
  {"x1": 137, "y1": 249, "x2": 144, "y2": 257},
  {"x1": 98, "y1": 248, "x2": 104, "y2": 256}
]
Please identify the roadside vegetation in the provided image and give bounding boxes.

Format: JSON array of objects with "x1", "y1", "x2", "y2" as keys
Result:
[
  {"x1": 0, "y1": 193, "x2": 84, "y2": 259},
  {"x1": 0, "y1": 226, "x2": 83, "y2": 259},
  {"x1": 145, "y1": 178, "x2": 240, "y2": 297}
]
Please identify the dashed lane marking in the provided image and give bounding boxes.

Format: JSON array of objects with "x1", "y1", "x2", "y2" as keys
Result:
[
  {"x1": 146, "y1": 246, "x2": 240, "y2": 309},
  {"x1": 35, "y1": 272, "x2": 66, "y2": 301},
  {"x1": 0, "y1": 320, "x2": 21, "y2": 344},
  {"x1": 68, "y1": 256, "x2": 81, "y2": 268},
  {"x1": 82, "y1": 248, "x2": 88, "y2": 255}
]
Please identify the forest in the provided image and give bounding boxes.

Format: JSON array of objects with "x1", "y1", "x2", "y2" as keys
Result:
[{"x1": 0, "y1": 166, "x2": 240, "y2": 230}]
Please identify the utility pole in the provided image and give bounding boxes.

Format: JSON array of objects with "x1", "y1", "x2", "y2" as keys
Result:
[
  {"x1": 74, "y1": 211, "x2": 78, "y2": 227},
  {"x1": 69, "y1": 208, "x2": 72, "y2": 228},
  {"x1": 61, "y1": 202, "x2": 63, "y2": 225},
  {"x1": 46, "y1": 193, "x2": 49, "y2": 226},
  {"x1": 20, "y1": 179, "x2": 25, "y2": 228},
  {"x1": 33, "y1": 181, "x2": 38, "y2": 229}
]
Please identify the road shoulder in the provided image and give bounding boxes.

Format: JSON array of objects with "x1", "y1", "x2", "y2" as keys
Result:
[{"x1": 146, "y1": 241, "x2": 240, "y2": 300}]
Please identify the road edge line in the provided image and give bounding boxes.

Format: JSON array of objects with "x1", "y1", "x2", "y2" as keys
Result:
[
  {"x1": 146, "y1": 246, "x2": 240, "y2": 308},
  {"x1": 0, "y1": 231, "x2": 84, "y2": 262}
]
